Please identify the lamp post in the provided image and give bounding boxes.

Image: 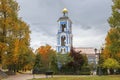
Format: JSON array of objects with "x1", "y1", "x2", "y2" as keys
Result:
[{"x1": 94, "y1": 48, "x2": 103, "y2": 76}]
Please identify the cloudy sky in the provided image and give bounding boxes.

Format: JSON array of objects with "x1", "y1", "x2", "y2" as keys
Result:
[{"x1": 17, "y1": 0, "x2": 112, "y2": 51}]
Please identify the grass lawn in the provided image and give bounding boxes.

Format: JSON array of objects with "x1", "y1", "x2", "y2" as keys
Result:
[{"x1": 30, "y1": 75, "x2": 120, "y2": 80}]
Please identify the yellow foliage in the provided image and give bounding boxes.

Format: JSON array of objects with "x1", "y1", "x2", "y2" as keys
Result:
[
  {"x1": 103, "y1": 47, "x2": 110, "y2": 59},
  {"x1": 13, "y1": 39, "x2": 19, "y2": 60},
  {"x1": 117, "y1": 53, "x2": 120, "y2": 58}
]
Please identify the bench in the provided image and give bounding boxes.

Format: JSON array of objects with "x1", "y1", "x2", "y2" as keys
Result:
[{"x1": 45, "y1": 71, "x2": 53, "y2": 78}]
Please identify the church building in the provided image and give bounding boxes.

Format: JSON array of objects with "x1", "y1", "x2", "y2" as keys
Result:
[
  {"x1": 56, "y1": 8, "x2": 98, "y2": 65},
  {"x1": 56, "y1": 8, "x2": 73, "y2": 53}
]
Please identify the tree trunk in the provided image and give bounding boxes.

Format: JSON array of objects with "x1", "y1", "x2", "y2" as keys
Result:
[{"x1": 107, "y1": 69, "x2": 110, "y2": 75}]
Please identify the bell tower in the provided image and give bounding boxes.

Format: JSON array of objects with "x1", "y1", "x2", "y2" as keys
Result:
[{"x1": 56, "y1": 8, "x2": 73, "y2": 53}]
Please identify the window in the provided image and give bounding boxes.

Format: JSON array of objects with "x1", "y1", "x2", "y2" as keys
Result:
[
  {"x1": 61, "y1": 36, "x2": 66, "y2": 46},
  {"x1": 61, "y1": 48, "x2": 66, "y2": 53},
  {"x1": 61, "y1": 24, "x2": 66, "y2": 32}
]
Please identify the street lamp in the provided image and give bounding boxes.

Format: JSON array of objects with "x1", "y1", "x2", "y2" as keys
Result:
[{"x1": 94, "y1": 48, "x2": 103, "y2": 76}]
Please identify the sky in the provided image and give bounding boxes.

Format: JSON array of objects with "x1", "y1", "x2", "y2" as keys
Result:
[{"x1": 17, "y1": 0, "x2": 112, "y2": 51}]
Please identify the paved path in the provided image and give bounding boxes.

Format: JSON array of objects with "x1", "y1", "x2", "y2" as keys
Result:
[
  {"x1": 2, "y1": 74, "x2": 46, "y2": 80},
  {"x1": 2, "y1": 73, "x2": 92, "y2": 80}
]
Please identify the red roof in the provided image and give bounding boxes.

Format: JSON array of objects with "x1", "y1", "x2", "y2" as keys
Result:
[{"x1": 74, "y1": 47, "x2": 96, "y2": 55}]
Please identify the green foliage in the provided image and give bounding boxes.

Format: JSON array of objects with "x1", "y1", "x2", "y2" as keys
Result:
[
  {"x1": 33, "y1": 53, "x2": 41, "y2": 74},
  {"x1": 103, "y1": 0, "x2": 120, "y2": 70},
  {"x1": 57, "y1": 53, "x2": 73, "y2": 66},
  {"x1": 103, "y1": 58, "x2": 120, "y2": 69},
  {"x1": 88, "y1": 62, "x2": 96, "y2": 71},
  {"x1": 34, "y1": 54, "x2": 41, "y2": 70},
  {"x1": 58, "y1": 48, "x2": 88, "y2": 74},
  {"x1": 48, "y1": 51, "x2": 58, "y2": 73},
  {"x1": 36, "y1": 45, "x2": 58, "y2": 73},
  {"x1": 108, "y1": 0, "x2": 120, "y2": 28},
  {"x1": 19, "y1": 49, "x2": 35, "y2": 70},
  {"x1": 107, "y1": 0, "x2": 120, "y2": 54}
]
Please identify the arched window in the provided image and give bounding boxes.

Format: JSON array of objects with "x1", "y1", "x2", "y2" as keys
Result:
[
  {"x1": 61, "y1": 36, "x2": 66, "y2": 46},
  {"x1": 61, "y1": 48, "x2": 66, "y2": 53},
  {"x1": 61, "y1": 24, "x2": 66, "y2": 32}
]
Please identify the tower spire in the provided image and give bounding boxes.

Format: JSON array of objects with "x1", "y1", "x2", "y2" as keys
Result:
[{"x1": 62, "y1": 8, "x2": 68, "y2": 16}]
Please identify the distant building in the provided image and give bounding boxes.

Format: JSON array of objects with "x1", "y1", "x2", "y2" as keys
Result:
[
  {"x1": 74, "y1": 47, "x2": 98, "y2": 65},
  {"x1": 56, "y1": 8, "x2": 73, "y2": 53}
]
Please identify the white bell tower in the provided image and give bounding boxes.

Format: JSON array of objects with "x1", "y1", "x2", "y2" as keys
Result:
[{"x1": 56, "y1": 8, "x2": 73, "y2": 53}]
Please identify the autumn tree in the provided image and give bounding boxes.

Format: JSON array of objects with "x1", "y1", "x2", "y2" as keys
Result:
[
  {"x1": 36, "y1": 45, "x2": 58, "y2": 72},
  {"x1": 103, "y1": 0, "x2": 120, "y2": 74},
  {"x1": 0, "y1": 0, "x2": 34, "y2": 72},
  {"x1": 104, "y1": 0, "x2": 120, "y2": 62},
  {"x1": 3, "y1": 19, "x2": 34, "y2": 72},
  {"x1": 0, "y1": 0, "x2": 19, "y2": 64}
]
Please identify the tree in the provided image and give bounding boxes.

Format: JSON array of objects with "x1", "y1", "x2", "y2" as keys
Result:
[
  {"x1": 65, "y1": 47, "x2": 87, "y2": 74},
  {"x1": 0, "y1": 0, "x2": 19, "y2": 64},
  {"x1": 0, "y1": 0, "x2": 33, "y2": 73},
  {"x1": 103, "y1": 0, "x2": 120, "y2": 65},
  {"x1": 57, "y1": 53, "x2": 73, "y2": 71},
  {"x1": 103, "y1": 58, "x2": 120, "y2": 74},
  {"x1": 33, "y1": 53, "x2": 41, "y2": 73},
  {"x1": 104, "y1": 29, "x2": 120, "y2": 58},
  {"x1": 102, "y1": 0, "x2": 120, "y2": 72},
  {"x1": 18, "y1": 48, "x2": 35, "y2": 71},
  {"x1": 36, "y1": 44, "x2": 58, "y2": 72},
  {"x1": 2, "y1": 19, "x2": 33, "y2": 72}
]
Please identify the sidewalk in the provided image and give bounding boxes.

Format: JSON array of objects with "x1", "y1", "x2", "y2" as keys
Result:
[
  {"x1": 2, "y1": 74, "x2": 46, "y2": 80},
  {"x1": 2, "y1": 73, "x2": 93, "y2": 80}
]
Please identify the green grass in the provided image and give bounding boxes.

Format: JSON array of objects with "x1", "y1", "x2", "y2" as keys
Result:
[{"x1": 30, "y1": 75, "x2": 120, "y2": 80}]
